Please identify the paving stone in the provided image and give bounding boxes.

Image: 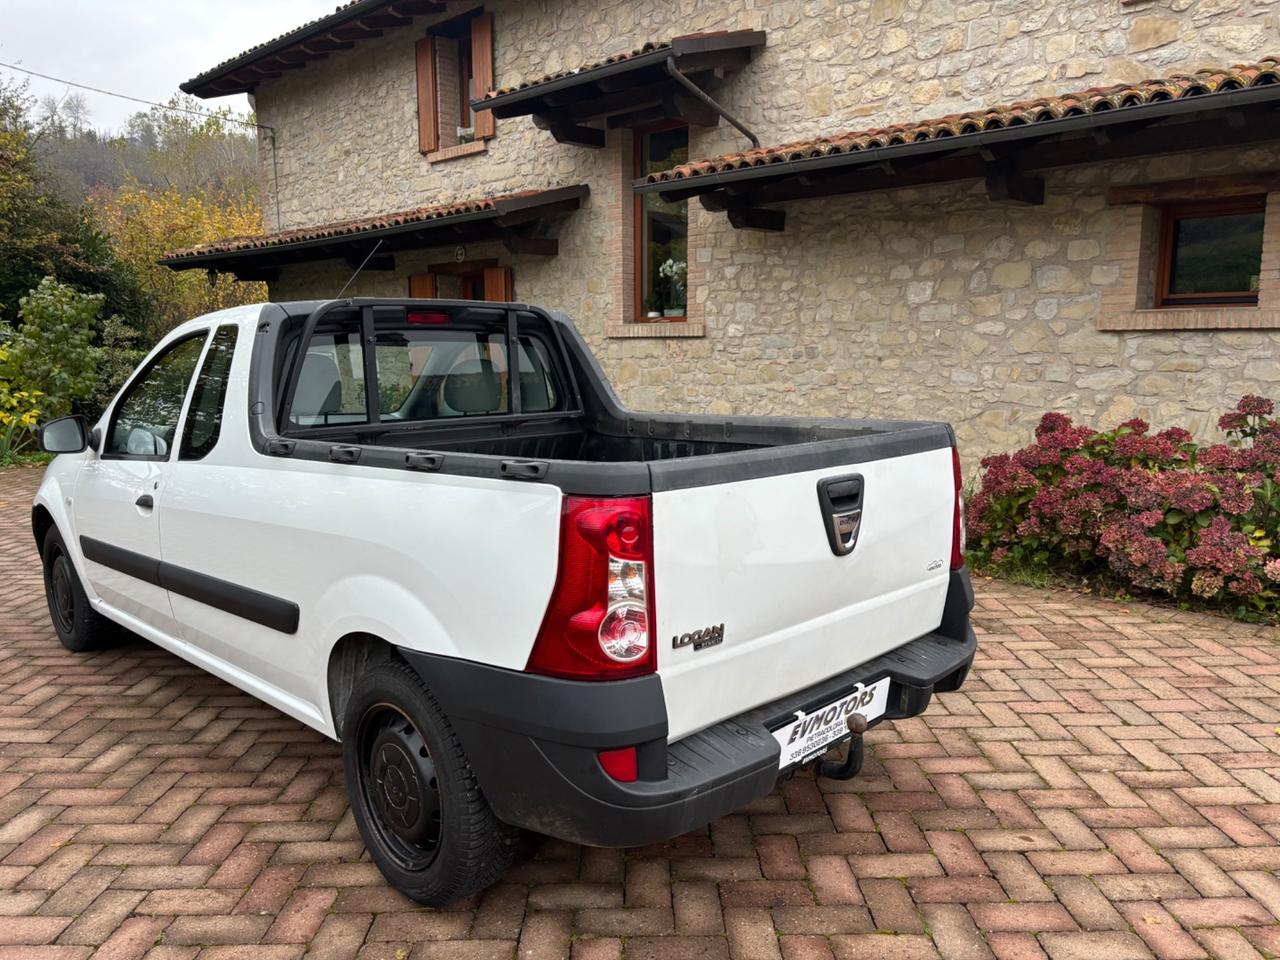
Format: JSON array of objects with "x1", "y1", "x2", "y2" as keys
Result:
[{"x1": 0, "y1": 465, "x2": 1277, "y2": 958}]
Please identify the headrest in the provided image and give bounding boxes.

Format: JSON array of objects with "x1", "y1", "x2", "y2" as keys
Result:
[
  {"x1": 293, "y1": 352, "x2": 343, "y2": 419},
  {"x1": 443, "y1": 358, "x2": 501, "y2": 414}
]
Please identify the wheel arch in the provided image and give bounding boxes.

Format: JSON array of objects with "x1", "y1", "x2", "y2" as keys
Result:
[
  {"x1": 31, "y1": 504, "x2": 56, "y2": 553},
  {"x1": 327, "y1": 632, "x2": 404, "y2": 740}
]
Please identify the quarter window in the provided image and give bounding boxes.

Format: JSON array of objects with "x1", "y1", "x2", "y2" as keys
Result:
[
  {"x1": 107, "y1": 334, "x2": 206, "y2": 459},
  {"x1": 1156, "y1": 197, "x2": 1265, "y2": 307},
  {"x1": 180, "y1": 325, "x2": 239, "y2": 460}
]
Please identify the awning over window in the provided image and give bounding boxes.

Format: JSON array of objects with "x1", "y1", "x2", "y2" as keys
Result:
[
  {"x1": 159, "y1": 185, "x2": 589, "y2": 281},
  {"x1": 474, "y1": 31, "x2": 766, "y2": 147},
  {"x1": 634, "y1": 57, "x2": 1280, "y2": 232}
]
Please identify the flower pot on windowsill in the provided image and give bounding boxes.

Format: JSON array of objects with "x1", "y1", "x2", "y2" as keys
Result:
[{"x1": 644, "y1": 311, "x2": 663, "y2": 320}]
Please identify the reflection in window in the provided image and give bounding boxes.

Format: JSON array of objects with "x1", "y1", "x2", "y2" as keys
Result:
[
  {"x1": 636, "y1": 125, "x2": 689, "y2": 320},
  {"x1": 108, "y1": 335, "x2": 205, "y2": 458},
  {"x1": 1159, "y1": 197, "x2": 1265, "y2": 307}
]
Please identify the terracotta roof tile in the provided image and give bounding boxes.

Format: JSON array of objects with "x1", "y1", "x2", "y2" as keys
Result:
[
  {"x1": 161, "y1": 189, "x2": 539, "y2": 262},
  {"x1": 184, "y1": 1, "x2": 375, "y2": 92},
  {"x1": 482, "y1": 31, "x2": 750, "y2": 100},
  {"x1": 645, "y1": 56, "x2": 1280, "y2": 185}
]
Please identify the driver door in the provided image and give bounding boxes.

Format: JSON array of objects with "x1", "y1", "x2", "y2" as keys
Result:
[{"x1": 74, "y1": 331, "x2": 207, "y2": 638}]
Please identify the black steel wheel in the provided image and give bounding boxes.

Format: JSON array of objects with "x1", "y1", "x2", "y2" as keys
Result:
[
  {"x1": 342, "y1": 658, "x2": 518, "y2": 905},
  {"x1": 49, "y1": 548, "x2": 76, "y2": 636},
  {"x1": 355, "y1": 703, "x2": 442, "y2": 872},
  {"x1": 41, "y1": 527, "x2": 116, "y2": 652}
]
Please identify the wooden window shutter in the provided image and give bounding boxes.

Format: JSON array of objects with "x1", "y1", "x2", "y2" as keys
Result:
[
  {"x1": 415, "y1": 36, "x2": 439, "y2": 154},
  {"x1": 408, "y1": 273, "x2": 438, "y2": 298},
  {"x1": 471, "y1": 12, "x2": 496, "y2": 140},
  {"x1": 482, "y1": 267, "x2": 513, "y2": 302}
]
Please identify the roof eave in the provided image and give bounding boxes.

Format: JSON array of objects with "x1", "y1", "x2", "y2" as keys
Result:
[
  {"x1": 634, "y1": 80, "x2": 1280, "y2": 200},
  {"x1": 159, "y1": 184, "x2": 590, "y2": 272},
  {"x1": 182, "y1": 0, "x2": 439, "y2": 98},
  {"x1": 473, "y1": 30, "x2": 767, "y2": 118}
]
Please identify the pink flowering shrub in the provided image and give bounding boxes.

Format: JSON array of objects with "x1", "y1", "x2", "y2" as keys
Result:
[{"x1": 968, "y1": 396, "x2": 1280, "y2": 619}]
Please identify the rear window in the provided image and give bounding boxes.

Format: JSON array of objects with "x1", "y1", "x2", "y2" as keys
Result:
[
  {"x1": 378, "y1": 328, "x2": 563, "y2": 422},
  {"x1": 283, "y1": 311, "x2": 569, "y2": 431}
]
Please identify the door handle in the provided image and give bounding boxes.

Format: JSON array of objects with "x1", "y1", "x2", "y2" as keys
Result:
[
  {"x1": 816, "y1": 474, "x2": 864, "y2": 557},
  {"x1": 135, "y1": 494, "x2": 154, "y2": 509}
]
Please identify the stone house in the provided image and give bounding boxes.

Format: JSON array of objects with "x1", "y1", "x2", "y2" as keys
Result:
[{"x1": 163, "y1": 0, "x2": 1280, "y2": 457}]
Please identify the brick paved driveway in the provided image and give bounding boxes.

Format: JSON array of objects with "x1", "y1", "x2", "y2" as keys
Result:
[{"x1": 3, "y1": 464, "x2": 1280, "y2": 959}]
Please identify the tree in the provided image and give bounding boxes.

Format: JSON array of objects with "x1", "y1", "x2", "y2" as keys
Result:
[
  {"x1": 0, "y1": 78, "x2": 144, "y2": 328},
  {"x1": 120, "y1": 97, "x2": 259, "y2": 198},
  {"x1": 87, "y1": 182, "x2": 266, "y2": 340}
]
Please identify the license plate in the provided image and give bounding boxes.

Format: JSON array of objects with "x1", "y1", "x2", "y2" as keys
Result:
[{"x1": 771, "y1": 676, "x2": 891, "y2": 770}]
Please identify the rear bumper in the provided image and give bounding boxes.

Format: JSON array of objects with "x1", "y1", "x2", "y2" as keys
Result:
[{"x1": 402, "y1": 568, "x2": 976, "y2": 847}]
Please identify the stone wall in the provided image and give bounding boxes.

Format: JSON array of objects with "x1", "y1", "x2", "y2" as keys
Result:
[{"x1": 255, "y1": 0, "x2": 1280, "y2": 459}]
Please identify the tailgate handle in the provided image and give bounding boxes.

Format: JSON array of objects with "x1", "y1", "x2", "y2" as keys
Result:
[{"x1": 817, "y1": 474, "x2": 864, "y2": 557}]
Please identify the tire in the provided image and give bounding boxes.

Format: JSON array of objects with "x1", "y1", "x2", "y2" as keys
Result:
[
  {"x1": 342, "y1": 658, "x2": 519, "y2": 905},
  {"x1": 41, "y1": 527, "x2": 117, "y2": 653}
]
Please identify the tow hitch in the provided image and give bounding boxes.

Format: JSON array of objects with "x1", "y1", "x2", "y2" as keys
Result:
[{"x1": 815, "y1": 713, "x2": 868, "y2": 781}]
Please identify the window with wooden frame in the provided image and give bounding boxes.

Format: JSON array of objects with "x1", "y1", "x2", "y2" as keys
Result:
[
  {"x1": 408, "y1": 265, "x2": 513, "y2": 303},
  {"x1": 415, "y1": 10, "x2": 495, "y2": 157},
  {"x1": 634, "y1": 123, "x2": 689, "y2": 322},
  {"x1": 1155, "y1": 196, "x2": 1266, "y2": 307}
]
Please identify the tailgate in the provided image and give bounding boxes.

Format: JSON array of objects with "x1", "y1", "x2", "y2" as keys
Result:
[{"x1": 652, "y1": 444, "x2": 955, "y2": 741}]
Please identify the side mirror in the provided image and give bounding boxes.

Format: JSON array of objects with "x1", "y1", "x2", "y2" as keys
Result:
[{"x1": 40, "y1": 416, "x2": 89, "y2": 454}]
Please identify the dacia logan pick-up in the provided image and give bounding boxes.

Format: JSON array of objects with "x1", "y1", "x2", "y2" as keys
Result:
[{"x1": 34, "y1": 298, "x2": 975, "y2": 904}]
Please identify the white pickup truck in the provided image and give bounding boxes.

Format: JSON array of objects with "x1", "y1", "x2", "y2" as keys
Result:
[{"x1": 34, "y1": 298, "x2": 974, "y2": 904}]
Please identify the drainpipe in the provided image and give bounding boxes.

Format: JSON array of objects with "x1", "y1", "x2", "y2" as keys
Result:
[{"x1": 664, "y1": 56, "x2": 760, "y2": 149}]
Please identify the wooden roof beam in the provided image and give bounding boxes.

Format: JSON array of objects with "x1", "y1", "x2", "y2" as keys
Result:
[
  {"x1": 300, "y1": 36, "x2": 355, "y2": 54},
  {"x1": 255, "y1": 57, "x2": 309, "y2": 72},
  {"x1": 388, "y1": 0, "x2": 447, "y2": 16},
  {"x1": 330, "y1": 22, "x2": 384, "y2": 41},
  {"x1": 229, "y1": 67, "x2": 283, "y2": 83},
  {"x1": 533, "y1": 114, "x2": 606, "y2": 148},
  {"x1": 356, "y1": 13, "x2": 412, "y2": 29}
]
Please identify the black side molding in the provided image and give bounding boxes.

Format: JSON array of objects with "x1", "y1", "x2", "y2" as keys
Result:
[{"x1": 79, "y1": 536, "x2": 299, "y2": 634}]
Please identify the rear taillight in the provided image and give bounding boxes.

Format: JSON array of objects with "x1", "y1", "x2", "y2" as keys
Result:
[
  {"x1": 526, "y1": 496, "x2": 656, "y2": 680},
  {"x1": 950, "y1": 446, "x2": 966, "y2": 570}
]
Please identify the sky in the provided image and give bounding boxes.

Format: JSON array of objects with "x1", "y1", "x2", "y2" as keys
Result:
[{"x1": 0, "y1": 0, "x2": 339, "y2": 131}]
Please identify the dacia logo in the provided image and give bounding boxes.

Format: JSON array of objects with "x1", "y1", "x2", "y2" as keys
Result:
[{"x1": 672, "y1": 623, "x2": 725, "y2": 652}]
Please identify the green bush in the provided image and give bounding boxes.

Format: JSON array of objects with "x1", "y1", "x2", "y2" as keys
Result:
[
  {"x1": 0, "y1": 276, "x2": 102, "y2": 421},
  {"x1": 968, "y1": 396, "x2": 1280, "y2": 621}
]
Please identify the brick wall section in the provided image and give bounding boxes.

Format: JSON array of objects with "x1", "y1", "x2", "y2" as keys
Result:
[
  {"x1": 255, "y1": 0, "x2": 1280, "y2": 457},
  {"x1": 1099, "y1": 189, "x2": 1280, "y2": 331},
  {"x1": 1259, "y1": 191, "x2": 1280, "y2": 308},
  {"x1": 434, "y1": 37, "x2": 460, "y2": 151}
]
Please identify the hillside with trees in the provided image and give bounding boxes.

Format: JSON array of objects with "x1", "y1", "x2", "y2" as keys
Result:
[{"x1": 0, "y1": 78, "x2": 266, "y2": 462}]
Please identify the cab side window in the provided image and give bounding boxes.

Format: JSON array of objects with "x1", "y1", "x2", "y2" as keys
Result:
[
  {"x1": 180, "y1": 325, "x2": 239, "y2": 460},
  {"x1": 107, "y1": 334, "x2": 206, "y2": 459}
]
